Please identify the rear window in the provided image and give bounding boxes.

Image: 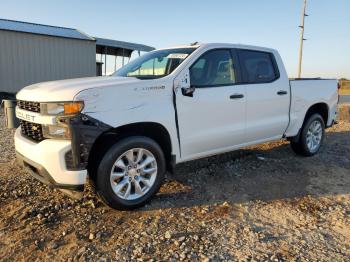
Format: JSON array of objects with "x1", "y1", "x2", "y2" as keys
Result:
[{"x1": 238, "y1": 50, "x2": 279, "y2": 84}]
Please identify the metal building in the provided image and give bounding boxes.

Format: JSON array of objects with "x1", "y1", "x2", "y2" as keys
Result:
[
  {"x1": 95, "y1": 37, "x2": 154, "y2": 76},
  {"x1": 0, "y1": 19, "x2": 154, "y2": 94}
]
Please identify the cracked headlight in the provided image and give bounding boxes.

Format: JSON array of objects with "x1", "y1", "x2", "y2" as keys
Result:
[{"x1": 42, "y1": 125, "x2": 71, "y2": 139}]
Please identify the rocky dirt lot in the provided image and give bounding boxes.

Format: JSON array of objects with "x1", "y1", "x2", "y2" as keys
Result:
[{"x1": 0, "y1": 112, "x2": 349, "y2": 262}]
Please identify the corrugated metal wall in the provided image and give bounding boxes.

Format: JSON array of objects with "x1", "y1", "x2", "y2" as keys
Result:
[{"x1": 0, "y1": 30, "x2": 96, "y2": 93}]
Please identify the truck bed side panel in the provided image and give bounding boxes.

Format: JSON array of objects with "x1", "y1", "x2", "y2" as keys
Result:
[{"x1": 285, "y1": 79, "x2": 338, "y2": 137}]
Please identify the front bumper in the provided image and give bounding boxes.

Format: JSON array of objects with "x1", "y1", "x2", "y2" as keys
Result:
[{"x1": 14, "y1": 127, "x2": 87, "y2": 190}]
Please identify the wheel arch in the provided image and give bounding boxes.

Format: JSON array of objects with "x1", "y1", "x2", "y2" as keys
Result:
[
  {"x1": 304, "y1": 102, "x2": 329, "y2": 126},
  {"x1": 289, "y1": 102, "x2": 329, "y2": 142},
  {"x1": 87, "y1": 121, "x2": 174, "y2": 181}
]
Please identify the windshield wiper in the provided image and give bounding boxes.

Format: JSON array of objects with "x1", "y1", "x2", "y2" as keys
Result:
[{"x1": 128, "y1": 75, "x2": 165, "y2": 80}]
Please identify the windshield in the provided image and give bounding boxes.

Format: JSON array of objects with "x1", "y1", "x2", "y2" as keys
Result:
[{"x1": 113, "y1": 48, "x2": 196, "y2": 79}]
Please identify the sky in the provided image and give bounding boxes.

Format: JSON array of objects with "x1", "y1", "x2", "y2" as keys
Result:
[{"x1": 1, "y1": 0, "x2": 349, "y2": 79}]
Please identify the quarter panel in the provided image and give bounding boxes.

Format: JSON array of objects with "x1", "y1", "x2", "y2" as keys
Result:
[{"x1": 285, "y1": 79, "x2": 338, "y2": 137}]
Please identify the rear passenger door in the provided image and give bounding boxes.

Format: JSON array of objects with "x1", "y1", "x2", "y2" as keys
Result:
[{"x1": 237, "y1": 49, "x2": 290, "y2": 143}]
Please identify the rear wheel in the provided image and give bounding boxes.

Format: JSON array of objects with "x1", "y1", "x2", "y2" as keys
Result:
[
  {"x1": 95, "y1": 136, "x2": 166, "y2": 210},
  {"x1": 290, "y1": 113, "x2": 325, "y2": 156}
]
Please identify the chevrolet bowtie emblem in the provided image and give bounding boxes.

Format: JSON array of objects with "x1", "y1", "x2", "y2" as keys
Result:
[{"x1": 32, "y1": 126, "x2": 38, "y2": 131}]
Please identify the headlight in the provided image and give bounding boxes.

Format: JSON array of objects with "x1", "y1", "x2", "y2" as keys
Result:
[
  {"x1": 40, "y1": 101, "x2": 83, "y2": 139},
  {"x1": 42, "y1": 125, "x2": 71, "y2": 139},
  {"x1": 41, "y1": 101, "x2": 84, "y2": 115}
]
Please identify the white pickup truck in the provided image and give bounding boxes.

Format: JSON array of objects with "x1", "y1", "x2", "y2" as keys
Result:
[{"x1": 15, "y1": 43, "x2": 338, "y2": 209}]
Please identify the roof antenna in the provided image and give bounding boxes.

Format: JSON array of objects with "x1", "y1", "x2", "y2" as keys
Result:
[{"x1": 190, "y1": 41, "x2": 199, "y2": 46}]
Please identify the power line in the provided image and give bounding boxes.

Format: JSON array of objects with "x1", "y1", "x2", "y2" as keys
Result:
[{"x1": 298, "y1": 0, "x2": 308, "y2": 78}]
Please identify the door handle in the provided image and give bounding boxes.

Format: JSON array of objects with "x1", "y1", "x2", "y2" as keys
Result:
[
  {"x1": 230, "y1": 94, "x2": 244, "y2": 99},
  {"x1": 277, "y1": 90, "x2": 288, "y2": 95}
]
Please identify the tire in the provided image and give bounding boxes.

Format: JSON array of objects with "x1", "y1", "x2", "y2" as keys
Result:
[
  {"x1": 290, "y1": 113, "x2": 325, "y2": 156},
  {"x1": 95, "y1": 136, "x2": 166, "y2": 210}
]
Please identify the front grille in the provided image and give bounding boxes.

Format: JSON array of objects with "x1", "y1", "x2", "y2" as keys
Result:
[
  {"x1": 20, "y1": 120, "x2": 44, "y2": 142},
  {"x1": 17, "y1": 100, "x2": 41, "y2": 113}
]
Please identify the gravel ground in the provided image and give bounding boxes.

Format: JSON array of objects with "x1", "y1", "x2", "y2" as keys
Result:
[{"x1": 0, "y1": 112, "x2": 349, "y2": 261}]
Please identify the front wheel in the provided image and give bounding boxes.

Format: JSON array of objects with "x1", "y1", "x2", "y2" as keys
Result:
[
  {"x1": 95, "y1": 136, "x2": 166, "y2": 210},
  {"x1": 290, "y1": 113, "x2": 325, "y2": 156}
]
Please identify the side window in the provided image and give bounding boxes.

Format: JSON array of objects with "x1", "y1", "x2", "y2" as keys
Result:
[
  {"x1": 238, "y1": 50, "x2": 278, "y2": 83},
  {"x1": 190, "y1": 50, "x2": 236, "y2": 87}
]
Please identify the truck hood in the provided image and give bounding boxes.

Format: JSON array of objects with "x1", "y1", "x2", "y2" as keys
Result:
[{"x1": 16, "y1": 76, "x2": 141, "y2": 102}]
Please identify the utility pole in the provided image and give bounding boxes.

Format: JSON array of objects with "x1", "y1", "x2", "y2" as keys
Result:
[{"x1": 298, "y1": 0, "x2": 308, "y2": 78}]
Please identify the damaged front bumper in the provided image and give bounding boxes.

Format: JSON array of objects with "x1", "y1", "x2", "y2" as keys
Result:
[
  {"x1": 14, "y1": 112, "x2": 111, "y2": 195},
  {"x1": 16, "y1": 151, "x2": 85, "y2": 192},
  {"x1": 15, "y1": 126, "x2": 87, "y2": 191}
]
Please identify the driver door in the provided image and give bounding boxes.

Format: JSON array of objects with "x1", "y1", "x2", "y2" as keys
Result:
[{"x1": 175, "y1": 49, "x2": 246, "y2": 160}]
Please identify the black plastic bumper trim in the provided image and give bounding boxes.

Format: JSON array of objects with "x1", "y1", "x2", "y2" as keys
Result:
[{"x1": 64, "y1": 113, "x2": 111, "y2": 171}]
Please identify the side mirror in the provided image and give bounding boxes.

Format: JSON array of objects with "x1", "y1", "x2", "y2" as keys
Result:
[
  {"x1": 174, "y1": 68, "x2": 194, "y2": 97},
  {"x1": 181, "y1": 86, "x2": 195, "y2": 97}
]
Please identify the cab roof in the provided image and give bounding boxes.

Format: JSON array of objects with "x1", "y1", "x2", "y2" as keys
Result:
[{"x1": 157, "y1": 42, "x2": 277, "y2": 54}]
